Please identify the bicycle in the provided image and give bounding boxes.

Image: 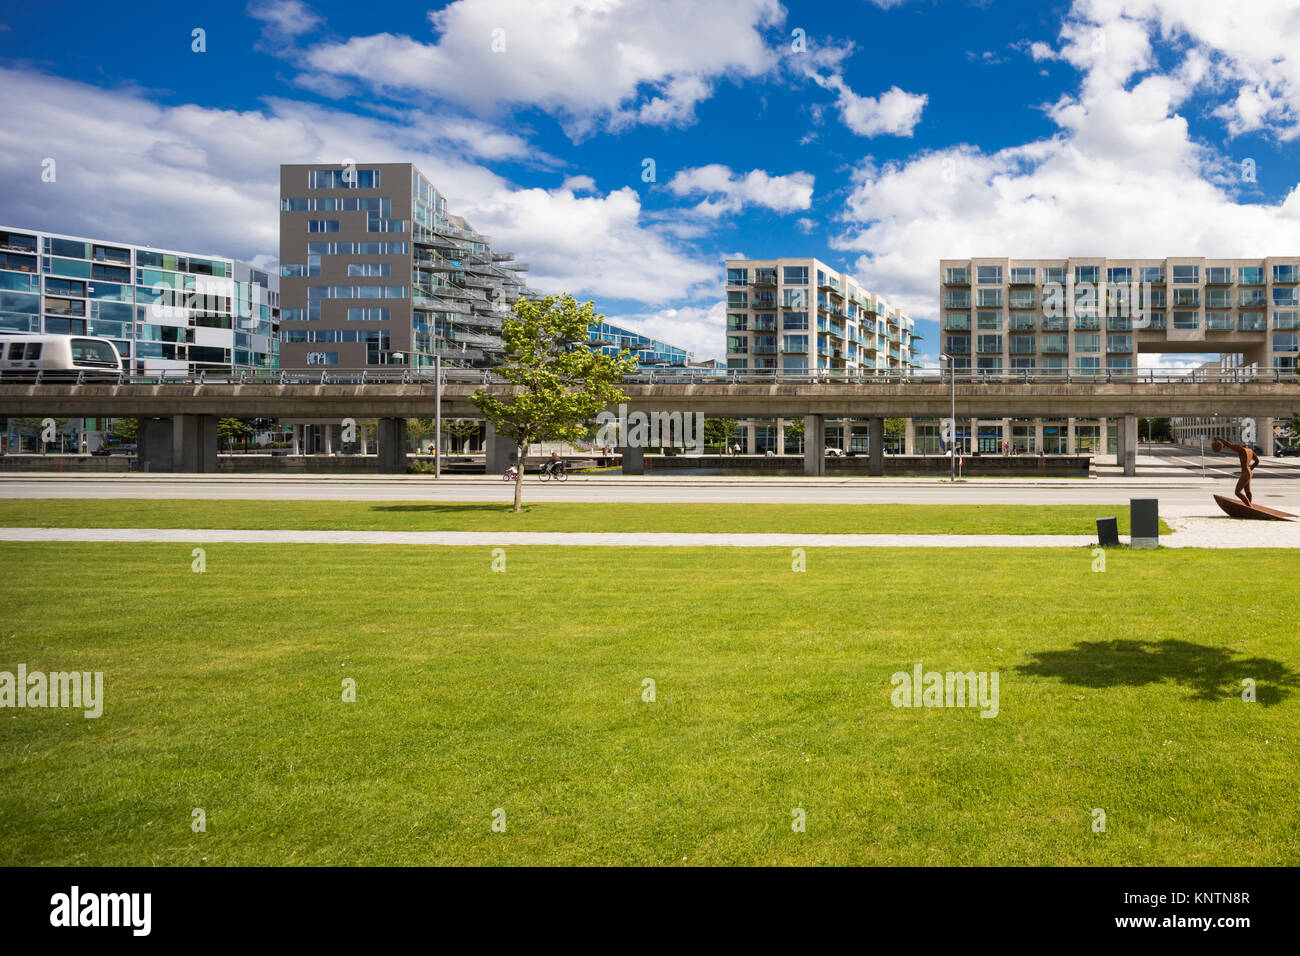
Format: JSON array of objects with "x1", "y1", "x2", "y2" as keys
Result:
[{"x1": 538, "y1": 460, "x2": 568, "y2": 481}]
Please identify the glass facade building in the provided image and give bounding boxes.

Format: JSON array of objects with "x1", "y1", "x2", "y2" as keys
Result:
[
  {"x1": 0, "y1": 225, "x2": 278, "y2": 375},
  {"x1": 278, "y1": 163, "x2": 533, "y2": 370},
  {"x1": 588, "y1": 320, "x2": 694, "y2": 366}
]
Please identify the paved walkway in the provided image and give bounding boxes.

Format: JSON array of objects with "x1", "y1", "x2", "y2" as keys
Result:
[{"x1": 0, "y1": 519, "x2": 1295, "y2": 547}]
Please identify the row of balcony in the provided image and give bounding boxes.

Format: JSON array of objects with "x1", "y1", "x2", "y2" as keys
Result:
[{"x1": 945, "y1": 265, "x2": 1300, "y2": 287}]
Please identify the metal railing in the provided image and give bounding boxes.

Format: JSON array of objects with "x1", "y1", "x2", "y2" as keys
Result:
[{"x1": 0, "y1": 366, "x2": 1295, "y2": 387}]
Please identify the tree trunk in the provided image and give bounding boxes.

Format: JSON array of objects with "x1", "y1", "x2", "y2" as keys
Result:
[{"x1": 513, "y1": 456, "x2": 524, "y2": 512}]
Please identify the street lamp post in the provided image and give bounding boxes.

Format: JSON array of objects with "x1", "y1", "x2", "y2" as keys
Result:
[
  {"x1": 942, "y1": 353, "x2": 957, "y2": 482},
  {"x1": 434, "y1": 354, "x2": 442, "y2": 479}
]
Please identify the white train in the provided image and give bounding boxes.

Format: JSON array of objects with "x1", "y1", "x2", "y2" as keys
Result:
[{"x1": 0, "y1": 333, "x2": 123, "y2": 380}]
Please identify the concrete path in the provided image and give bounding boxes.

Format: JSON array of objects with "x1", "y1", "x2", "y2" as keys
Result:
[
  {"x1": 3, "y1": 474, "x2": 1298, "y2": 512},
  {"x1": 0, "y1": 520, "x2": 1295, "y2": 547}
]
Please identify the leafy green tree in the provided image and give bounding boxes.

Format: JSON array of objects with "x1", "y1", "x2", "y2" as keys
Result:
[
  {"x1": 473, "y1": 294, "x2": 634, "y2": 512},
  {"x1": 1140, "y1": 418, "x2": 1172, "y2": 442},
  {"x1": 217, "y1": 418, "x2": 254, "y2": 451},
  {"x1": 703, "y1": 418, "x2": 737, "y2": 452},
  {"x1": 11, "y1": 417, "x2": 71, "y2": 450},
  {"x1": 443, "y1": 418, "x2": 481, "y2": 453},
  {"x1": 109, "y1": 418, "x2": 139, "y2": 443}
]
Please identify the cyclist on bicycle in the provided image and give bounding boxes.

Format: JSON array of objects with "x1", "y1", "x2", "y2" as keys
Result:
[{"x1": 543, "y1": 451, "x2": 566, "y2": 477}]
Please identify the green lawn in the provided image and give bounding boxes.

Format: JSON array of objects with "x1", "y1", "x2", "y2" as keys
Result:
[
  {"x1": 0, "y1": 499, "x2": 1171, "y2": 535},
  {"x1": 0, "y1": 543, "x2": 1294, "y2": 866}
]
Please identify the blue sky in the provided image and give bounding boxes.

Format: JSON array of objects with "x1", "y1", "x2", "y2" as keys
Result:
[{"x1": 3, "y1": 0, "x2": 1300, "y2": 362}]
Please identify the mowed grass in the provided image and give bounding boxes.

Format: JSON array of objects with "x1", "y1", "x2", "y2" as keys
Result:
[
  {"x1": 0, "y1": 498, "x2": 1171, "y2": 535},
  {"x1": 0, "y1": 543, "x2": 1296, "y2": 866}
]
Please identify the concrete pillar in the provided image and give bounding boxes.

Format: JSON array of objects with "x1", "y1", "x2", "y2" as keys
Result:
[
  {"x1": 1121, "y1": 413, "x2": 1137, "y2": 477},
  {"x1": 1067, "y1": 418, "x2": 1076, "y2": 455},
  {"x1": 138, "y1": 417, "x2": 172, "y2": 472},
  {"x1": 290, "y1": 425, "x2": 300, "y2": 456},
  {"x1": 904, "y1": 418, "x2": 916, "y2": 456},
  {"x1": 803, "y1": 414, "x2": 825, "y2": 476},
  {"x1": 745, "y1": 423, "x2": 756, "y2": 455},
  {"x1": 172, "y1": 414, "x2": 218, "y2": 473},
  {"x1": 620, "y1": 444, "x2": 645, "y2": 475},
  {"x1": 378, "y1": 417, "x2": 406, "y2": 473},
  {"x1": 868, "y1": 417, "x2": 884, "y2": 476},
  {"x1": 776, "y1": 420, "x2": 786, "y2": 455},
  {"x1": 484, "y1": 421, "x2": 519, "y2": 474},
  {"x1": 841, "y1": 420, "x2": 852, "y2": 452},
  {"x1": 324, "y1": 424, "x2": 334, "y2": 456},
  {"x1": 1034, "y1": 421, "x2": 1043, "y2": 454},
  {"x1": 360, "y1": 425, "x2": 368, "y2": 455},
  {"x1": 1258, "y1": 416, "x2": 1275, "y2": 456}
]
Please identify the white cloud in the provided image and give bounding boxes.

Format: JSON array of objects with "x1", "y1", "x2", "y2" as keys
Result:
[
  {"x1": 462, "y1": 185, "x2": 717, "y2": 303},
  {"x1": 1035, "y1": 1, "x2": 1300, "y2": 141},
  {"x1": 809, "y1": 72, "x2": 927, "y2": 137},
  {"x1": 666, "y1": 164, "x2": 815, "y2": 218},
  {"x1": 0, "y1": 67, "x2": 717, "y2": 305},
  {"x1": 300, "y1": 0, "x2": 788, "y2": 138},
  {"x1": 248, "y1": 0, "x2": 323, "y2": 53},
  {"x1": 830, "y1": 1, "x2": 1300, "y2": 323}
]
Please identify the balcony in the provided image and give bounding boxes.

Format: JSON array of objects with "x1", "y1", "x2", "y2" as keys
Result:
[
  {"x1": 753, "y1": 269, "x2": 778, "y2": 287},
  {"x1": 1239, "y1": 291, "x2": 1267, "y2": 307},
  {"x1": 1205, "y1": 313, "x2": 1232, "y2": 331},
  {"x1": 1239, "y1": 315, "x2": 1267, "y2": 331},
  {"x1": 943, "y1": 292, "x2": 971, "y2": 309},
  {"x1": 945, "y1": 315, "x2": 971, "y2": 331},
  {"x1": 751, "y1": 294, "x2": 777, "y2": 310},
  {"x1": 1205, "y1": 268, "x2": 1233, "y2": 285},
  {"x1": 1273, "y1": 265, "x2": 1300, "y2": 284}
]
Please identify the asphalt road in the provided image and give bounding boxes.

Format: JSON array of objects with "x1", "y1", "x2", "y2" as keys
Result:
[{"x1": 1, "y1": 470, "x2": 1297, "y2": 517}]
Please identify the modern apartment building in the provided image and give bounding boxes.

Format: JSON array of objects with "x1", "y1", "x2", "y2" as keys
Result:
[
  {"x1": 725, "y1": 257, "x2": 917, "y2": 374},
  {"x1": 724, "y1": 257, "x2": 917, "y2": 454},
  {"x1": 588, "y1": 319, "x2": 694, "y2": 366},
  {"x1": 0, "y1": 225, "x2": 279, "y2": 375},
  {"x1": 936, "y1": 256, "x2": 1300, "y2": 455},
  {"x1": 278, "y1": 163, "x2": 533, "y2": 370}
]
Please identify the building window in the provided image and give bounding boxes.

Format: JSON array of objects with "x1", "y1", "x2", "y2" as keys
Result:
[
  {"x1": 1272, "y1": 264, "x2": 1299, "y2": 284},
  {"x1": 306, "y1": 351, "x2": 340, "y2": 365},
  {"x1": 782, "y1": 266, "x2": 808, "y2": 285},
  {"x1": 976, "y1": 289, "x2": 1003, "y2": 308},
  {"x1": 944, "y1": 266, "x2": 970, "y2": 285},
  {"x1": 1275, "y1": 311, "x2": 1299, "y2": 330},
  {"x1": 308, "y1": 168, "x2": 380, "y2": 189},
  {"x1": 782, "y1": 335, "x2": 809, "y2": 353},
  {"x1": 1205, "y1": 267, "x2": 1233, "y2": 284},
  {"x1": 1238, "y1": 267, "x2": 1263, "y2": 285},
  {"x1": 308, "y1": 220, "x2": 340, "y2": 233},
  {"x1": 976, "y1": 265, "x2": 1003, "y2": 284},
  {"x1": 1075, "y1": 333, "x2": 1100, "y2": 352},
  {"x1": 1172, "y1": 265, "x2": 1199, "y2": 284},
  {"x1": 1106, "y1": 267, "x2": 1132, "y2": 284},
  {"x1": 347, "y1": 308, "x2": 390, "y2": 321},
  {"x1": 976, "y1": 311, "x2": 1002, "y2": 331},
  {"x1": 348, "y1": 263, "x2": 391, "y2": 277},
  {"x1": 783, "y1": 311, "x2": 808, "y2": 330},
  {"x1": 727, "y1": 267, "x2": 748, "y2": 286},
  {"x1": 1172, "y1": 311, "x2": 1199, "y2": 329},
  {"x1": 1010, "y1": 267, "x2": 1035, "y2": 284},
  {"x1": 1074, "y1": 266, "x2": 1100, "y2": 285}
]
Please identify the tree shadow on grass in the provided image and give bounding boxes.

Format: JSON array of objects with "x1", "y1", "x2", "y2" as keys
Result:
[
  {"x1": 1017, "y1": 639, "x2": 1299, "y2": 706},
  {"x1": 369, "y1": 504, "x2": 510, "y2": 514}
]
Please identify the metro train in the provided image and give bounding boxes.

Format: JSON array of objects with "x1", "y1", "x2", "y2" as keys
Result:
[{"x1": 0, "y1": 333, "x2": 124, "y2": 380}]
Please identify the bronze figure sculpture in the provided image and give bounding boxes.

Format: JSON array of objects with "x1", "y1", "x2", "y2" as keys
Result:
[{"x1": 1211, "y1": 437, "x2": 1295, "y2": 520}]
